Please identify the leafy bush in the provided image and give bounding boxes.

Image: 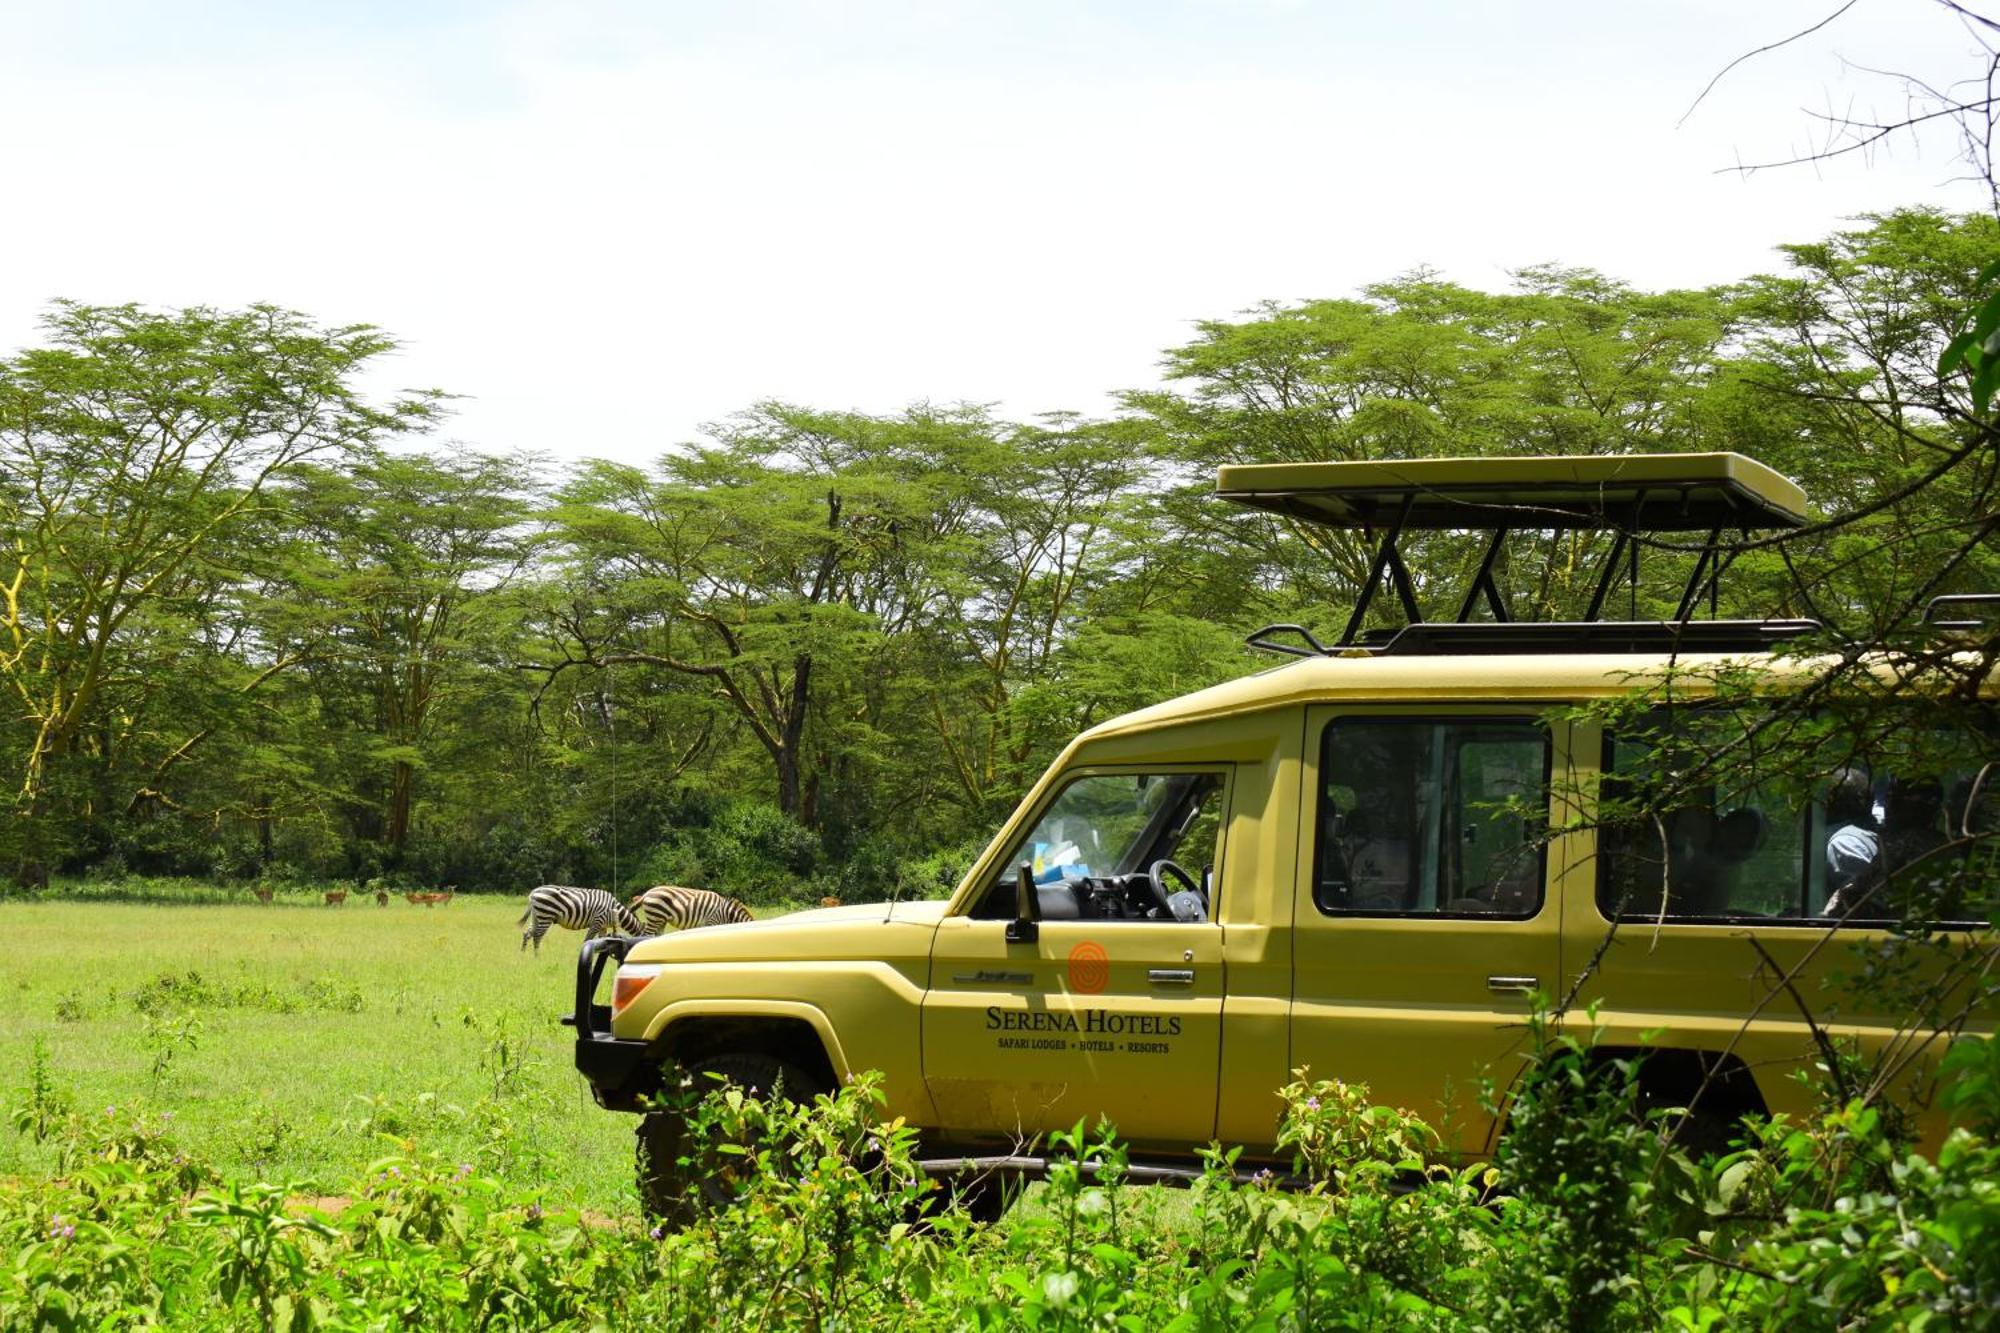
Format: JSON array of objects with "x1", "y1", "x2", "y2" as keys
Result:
[
  {"x1": 5, "y1": 1030, "x2": 1999, "y2": 1327},
  {"x1": 626, "y1": 799, "x2": 825, "y2": 905},
  {"x1": 128, "y1": 969, "x2": 365, "y2": 1017}
]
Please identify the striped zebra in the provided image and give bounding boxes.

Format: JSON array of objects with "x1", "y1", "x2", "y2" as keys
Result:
[
  {"x1": 517, "y1": 885, "x2": 642, "y2": 953},
  {"x1": 629, "y1": 884, "x2": 754, "y2": 935}
]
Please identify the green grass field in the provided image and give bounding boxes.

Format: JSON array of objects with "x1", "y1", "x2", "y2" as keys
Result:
[
  {"x1": 6, "y1": 889, "x2": 1974, "y2": 1328},
  {"x1": 1, "y1": 891, "x2": 642, "y2": 1207}
]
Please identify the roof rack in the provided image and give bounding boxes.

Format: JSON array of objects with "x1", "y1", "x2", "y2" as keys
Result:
[
  {"x1": 1363, "y1": 620, "x2": 1823, "y2": 657},
  {"x1": 1218, "y1": 453, "x2": 1816, "y2": 655}
]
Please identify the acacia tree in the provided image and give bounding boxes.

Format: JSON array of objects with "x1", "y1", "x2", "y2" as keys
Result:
[
  {"x1": 273, "y1": 448, "x2": 536, "y2": 862},
  {"x1": 1729, "y1": 209, "x2": 2000, "y2": 630},
  {"x1": 1126, "y1": 270, "x2": 1751, "y2": 635},
  {"x1": 0, "y1": 303, "x2": 437, "y2": 885},
  {"x1": 543, "y1": 404, "x2": 994, "y2": 824},
  {"x1": 911, "y1": 415, "x2": 1140, "y2": 812}
]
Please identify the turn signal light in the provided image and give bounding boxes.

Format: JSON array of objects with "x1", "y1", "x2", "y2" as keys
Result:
[{"x1": 611, "y1": 964, "x2": 662, "y2": 1017}]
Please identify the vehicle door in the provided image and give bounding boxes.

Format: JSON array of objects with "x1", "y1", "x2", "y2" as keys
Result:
[
  {"x1": 1292, "y1": 709, "x2": 1569, "y2": 1155},
  {"x1": 1577, "y1": 708, "x2": 1996, "y2": 1131},
  {"x1": 922, "y1": 767, "x2": 1230, "y2": 1147}
]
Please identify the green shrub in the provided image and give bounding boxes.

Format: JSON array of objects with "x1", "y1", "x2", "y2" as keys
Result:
[
  {"x1": 625, "y1": 799, "x2": 824, "y2": 905},
  {"x1": 4, "y1": 1024, "x2": 1997, "y2": 1327}
]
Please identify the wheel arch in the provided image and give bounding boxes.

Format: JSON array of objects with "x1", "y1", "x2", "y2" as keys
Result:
[
  {"x1": 1595, "y1": 1044, "x2": 1772, "y2": 1124},
  {"x1": 647, "y1": 1001, "x2": 848, "y2": 1093},
  {"x1": 1483, "y1": 1042, "x2": 1773, "y2": 1153}
]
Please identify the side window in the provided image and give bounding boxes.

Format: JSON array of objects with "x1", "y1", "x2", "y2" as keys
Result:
[
  {"x1": 1314, "y1": 718, "x2": 1548, "y2": 918},
  {"x1": 1597, "y1": 722, "x2": 1809, "y2": 921},
  {"x1": 1597, "y1": 710, "x2": 1993, "y2": 926},
  {"x1": 971, "y1": 771, "x2": 1226, "y2": 922}
]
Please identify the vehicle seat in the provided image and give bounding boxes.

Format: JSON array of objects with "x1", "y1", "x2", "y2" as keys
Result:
[
  {"x1": 1671, "y1": 805, "x2": 1766, "y2": 916},
  {"x1": 1036, "y1": 882, "x2": 1084, "y2": 920}
]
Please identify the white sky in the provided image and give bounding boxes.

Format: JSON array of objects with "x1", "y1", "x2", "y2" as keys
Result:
[{"x1": 0, "y1": 1, "x2": 1985, "y2": 465}]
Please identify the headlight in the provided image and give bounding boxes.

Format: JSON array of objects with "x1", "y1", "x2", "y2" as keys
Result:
[{"x1": 611, "y1": 963, "x2": 664, "y2": 1018}]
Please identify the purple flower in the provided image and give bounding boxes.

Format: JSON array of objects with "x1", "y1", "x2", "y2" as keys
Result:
[
  {"x1": 1305, "y1": 1097, "x2": 1320, "y2": 1112},
  {"x1": 526, "y1": 1203, "x2": 544, "y2": 1222},
  {"x1": 649, "y1": 1224, "x2": 664, "y2": 1240}
]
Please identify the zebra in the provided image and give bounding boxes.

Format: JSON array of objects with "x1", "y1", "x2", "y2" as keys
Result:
[
  {"x1": 517, "y1": 885, "x2": 643, "y2": 953},
  {"x1": 629, "y1": 884, "x2": 754, "y2": 935}
]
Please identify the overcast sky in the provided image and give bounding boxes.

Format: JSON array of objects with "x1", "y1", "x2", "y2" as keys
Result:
[{"x1": 0, "y1": 0, "x2": 1983, "y2": 465}]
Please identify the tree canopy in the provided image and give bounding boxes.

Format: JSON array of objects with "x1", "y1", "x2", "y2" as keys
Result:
[{"x1": 2, "y1": 208, "x2": 1993, "y2": 900}]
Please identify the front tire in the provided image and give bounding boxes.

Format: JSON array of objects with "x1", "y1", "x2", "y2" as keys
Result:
[{"x1": 635, "y1": 1051, "x2": 822, "y2": 1222}]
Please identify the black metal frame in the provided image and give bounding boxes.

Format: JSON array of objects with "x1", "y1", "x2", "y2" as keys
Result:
[
  {"x1": 1360, "y1": 619, "x2": 1823, "y2": 656},
  {"x1": 1245, "y1": 623, "x2": 1334, "y2": 659},
  {"x1": 1250, "y1": 488, "x2": 1805, "y2": 657},
  {"x1": 567, "y1": 935, "x2": 657, "y2": 1110},
  {"x1": 567, "y1": 934, "x2": 635, "y2": 1037},
  {"x1": 1339, "y1": 494, "x2": 1423, "y2": 646}
]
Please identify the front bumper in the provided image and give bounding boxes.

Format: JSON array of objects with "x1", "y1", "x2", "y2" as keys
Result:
[{"x1": 564, "y1": 934, "x2": 659, "y2": 1111}]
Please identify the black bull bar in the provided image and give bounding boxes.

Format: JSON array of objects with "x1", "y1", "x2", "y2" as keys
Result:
[{"x1": 563, "y1": 934, "x2": 657, "y2": 1110}]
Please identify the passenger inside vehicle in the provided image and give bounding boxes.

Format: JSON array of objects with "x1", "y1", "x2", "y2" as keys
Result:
[{"x1": 1820, "y1": 766, "x2": 1881, "y2": 916}]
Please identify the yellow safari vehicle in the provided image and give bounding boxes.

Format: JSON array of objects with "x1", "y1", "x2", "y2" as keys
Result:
[{"x1": 566, "y1": 452, "x2": 1994, "y2": 1217}]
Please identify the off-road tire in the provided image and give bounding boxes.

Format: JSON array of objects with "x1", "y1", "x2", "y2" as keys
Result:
[{"x1": 635, "y1": 1051, "x2": 822, "y2": 1223}]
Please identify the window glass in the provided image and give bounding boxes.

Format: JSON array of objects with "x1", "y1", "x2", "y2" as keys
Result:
[
  {"x1": 1597, "y1": 726, "x2": 1809, "y2": 920},
  {"x1": 972, "y1": 771, "x2": 1225, "y2": 921},
  {"x1": 1597, "y1": 711, "x2": 1993, "y2": 926},
  {"x1": 1314, "y1": 718, "x2": 1548, "y2": 917}
]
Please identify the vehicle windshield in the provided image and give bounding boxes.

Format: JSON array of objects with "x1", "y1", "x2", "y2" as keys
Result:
[{"x1": 1005, "y1": 772, "x2": 1222, "y2": 885}]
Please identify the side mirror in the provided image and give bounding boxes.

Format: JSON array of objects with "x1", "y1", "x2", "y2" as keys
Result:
[{"x1": 1005, "y1": 860, "x2": 1040, "y2": 943}]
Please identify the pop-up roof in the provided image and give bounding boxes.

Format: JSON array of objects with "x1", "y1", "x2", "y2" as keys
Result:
[
  {"x1": 1213, "y1": 452, "x2": 1818, "y2": 655},
  {"x1": 1215, "y1": 452, "x2": 1809, "y2": 532}
]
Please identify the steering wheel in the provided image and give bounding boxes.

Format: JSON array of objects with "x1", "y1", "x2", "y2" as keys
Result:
[{"x1": 1147, "y1": 859, "x2": 1203, "y2": 918}]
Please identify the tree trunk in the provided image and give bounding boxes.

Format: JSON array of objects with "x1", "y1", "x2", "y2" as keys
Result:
[
  {"x1": 386, "y1": 760, "x2": 415, "y2": 859},
  {"x1": 774, "y1": 747, "x2": 802, "y2": 819}
]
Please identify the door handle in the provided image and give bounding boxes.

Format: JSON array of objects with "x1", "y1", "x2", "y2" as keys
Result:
[
  {"x1": 1148, "y1": 968, "x2": 1196, "y2": 986},
  {"x1": 1485, "y1": 975, "x2": 1539, "y2": 994}
]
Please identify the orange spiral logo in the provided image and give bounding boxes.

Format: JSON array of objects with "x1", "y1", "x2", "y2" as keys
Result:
[{"x1": 1067, "y1": 941, "x2": 1109, "y2": 994}]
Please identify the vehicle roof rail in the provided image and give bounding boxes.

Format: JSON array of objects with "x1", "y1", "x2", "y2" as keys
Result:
[
  {"x1": 1245, "y1": 623, "x2": 1334, "y2": 659},
  {"x1": 1924, "y1": 593, "x2": 2000, "y2": 629}
]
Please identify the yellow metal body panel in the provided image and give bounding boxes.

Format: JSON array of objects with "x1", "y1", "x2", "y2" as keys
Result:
[
  {"x1": 1558, "y1": 720, "x2": 1965, "y2": 1144},
  {"x1": 922, "y1": 914, "x2": 1225, "y2": 1146},
  {"x1": 614, "y1": 902, "x2": 945, "y2": 1126},
  {"x1": 1289, "y1": 705, "x2": 1574, "y2": 1154},
  {"x1": 596, "y1": 649, "x2": 1988, "y2": 1159}
]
